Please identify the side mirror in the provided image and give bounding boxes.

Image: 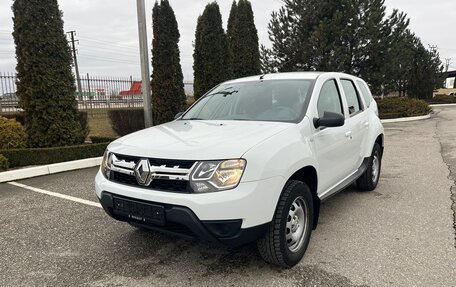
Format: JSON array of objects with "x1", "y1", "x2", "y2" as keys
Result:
[
  {"x1": 313, "y1": 111, "x2": 345, "y2": 129},
  {"x1": 174, "y1": 112, "x2": 184, "y2": 120}
]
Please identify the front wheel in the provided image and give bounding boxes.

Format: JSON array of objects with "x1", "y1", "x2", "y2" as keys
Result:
[
  {"x1": 257, "y1": 180, "x2": 313, "y2": 268},
  {"x1": 356, "y1": 143, "x2": 382, "y2": 191}
]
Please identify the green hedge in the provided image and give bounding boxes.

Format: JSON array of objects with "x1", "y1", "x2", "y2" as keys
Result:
[
  {"x1": 378, "y1": 97, "x2": 431, "y2": 120},
  {"x1": 0, "y1": 143, "x2": 108, "y2": 168},
  {"x1": 90, "y1": 136, "x2": 118, "y2": 143},
  {"x1": 108, "y1": 109, "x2": 145, "y2": 136},
  {"x1": 425, "y1": 95, "x2": 456, "y2": 105},
  {"x1": 0, "y1": 154, "x2": 9, "y2": 171}
]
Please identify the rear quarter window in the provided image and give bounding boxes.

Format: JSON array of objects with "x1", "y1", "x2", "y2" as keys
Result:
[{"x1": 357, "y1": 80, "x2": 373, "y2": 108}]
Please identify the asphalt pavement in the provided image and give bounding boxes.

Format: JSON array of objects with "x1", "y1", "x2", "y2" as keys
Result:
[{"x1": 1, "y1": 107, "x2": 456, "y2": 287}]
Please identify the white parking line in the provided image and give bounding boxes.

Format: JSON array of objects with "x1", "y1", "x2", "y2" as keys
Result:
[{"x1": 8, "y1": 181, "x2": 102, "y2": 208}]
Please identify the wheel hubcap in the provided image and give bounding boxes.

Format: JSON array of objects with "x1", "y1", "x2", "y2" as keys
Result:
[
  {"x1": 372, "y1": 153, "x2": 380, "y2": 183},
  {"x1": 286, "y1": 196, "x2": 309, "y2": 253}
]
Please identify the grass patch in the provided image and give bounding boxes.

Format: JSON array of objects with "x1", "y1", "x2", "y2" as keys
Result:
[{"x1": 84, "y1": 110, "x2": 118, "y2": 138}]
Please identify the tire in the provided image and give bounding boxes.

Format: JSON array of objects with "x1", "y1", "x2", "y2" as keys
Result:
[
  {"x1": 257, "y1": 180, "x2": 314, "y2": 268},
  {"x1": 356, "y1": 143, "x2": 382, "y2": 191}
]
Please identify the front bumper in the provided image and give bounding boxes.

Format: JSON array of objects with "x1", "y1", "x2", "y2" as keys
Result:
[
  {"x1": 99, "y1": 191, "x2": 269, "y2": 247},
  {"x1": 95, "y1": 170, "x2": 285, "y2": 228}
]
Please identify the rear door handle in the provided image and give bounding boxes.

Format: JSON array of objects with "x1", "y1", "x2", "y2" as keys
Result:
[{"x1": 345, "y1": 131, "x2": 352, "y2": 138}]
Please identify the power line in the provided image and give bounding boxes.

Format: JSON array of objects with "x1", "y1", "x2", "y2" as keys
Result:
[
  {"x1": 78, "y1": 44, "x2": 139, "y2": 57},
  {"x1": 79, "y1": 51, "x2": 139, "y2": 62},
  {"x1": 78, "y1": 36, "x2": 138, "y2": 50},
  {"x1": 78, "y1": 54, "x2": 138, "y2": 65}
]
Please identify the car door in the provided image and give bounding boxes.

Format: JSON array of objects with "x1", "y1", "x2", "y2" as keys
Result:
[
  {"x1": 312, "y1": 79, "x2": 354, "y2": 195},
  {"x1": 339, "y1": 78, "x2": 369, "y2": 170}
]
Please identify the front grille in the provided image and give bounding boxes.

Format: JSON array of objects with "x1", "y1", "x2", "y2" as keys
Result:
[
  {"x1": 115, "y1": 154, "x2": 195, "y2": 169},
  {"x1": 111, "y1": 171, "x2": 190, "y2": 192},
  {"x1": 108, "y1": 153, "x2": 196, "y2": 193}
]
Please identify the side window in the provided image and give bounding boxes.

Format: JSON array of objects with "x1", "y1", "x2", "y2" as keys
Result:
[
  {"x1": 357, "y1": 80, "x2": 372, "y2": 108},
  {"x1": 341, "y1": 79, "x2": 362, "y2": 116},
  {"x1": 317, "y1": 80, "x2": 343, "y2": 118}
]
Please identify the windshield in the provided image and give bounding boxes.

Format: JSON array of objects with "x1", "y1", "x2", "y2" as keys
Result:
[{"x1": 182, "y1": 80, "x2": 314, "y2": 122}]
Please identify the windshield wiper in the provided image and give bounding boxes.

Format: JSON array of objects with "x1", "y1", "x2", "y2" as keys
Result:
[{"x1": 185, "y1": 117, "x2": 205, "y2": 120}]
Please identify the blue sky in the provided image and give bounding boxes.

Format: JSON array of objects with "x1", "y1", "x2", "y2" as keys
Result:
[{"x1": 0, "y1": 0, "x2": 455, "y2": 81}]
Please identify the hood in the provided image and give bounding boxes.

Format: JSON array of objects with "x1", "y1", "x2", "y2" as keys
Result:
[{"x1": 108, "y1": 120, "x2": 293, "y2": 160}]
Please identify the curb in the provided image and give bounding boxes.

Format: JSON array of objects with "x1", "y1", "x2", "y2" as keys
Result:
[
  {"x1": 381, "y1": 114, "x2": 431, "y2": 124},
  {"x1": 0, "y1": 157, "x2": 102, "y2": 183},
  {"x1": 429, "y1": 103, "x2": 456, "y2": 107}
]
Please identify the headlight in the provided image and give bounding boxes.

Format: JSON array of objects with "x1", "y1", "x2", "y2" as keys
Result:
[
  {"x1": 190, "y1": 159, "x2": 246, "y2": 193},
  {"x1": 101, "y1": 150, "x2": 112, "y2": 179}
]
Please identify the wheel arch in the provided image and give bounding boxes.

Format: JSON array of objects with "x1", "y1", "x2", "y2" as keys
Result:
[
  {"x1": 375, "y1": 133, "x2": 384, "y2": 156},
  {"x1": 288, "y1": 165, "x2": 320, "y2": 230}
]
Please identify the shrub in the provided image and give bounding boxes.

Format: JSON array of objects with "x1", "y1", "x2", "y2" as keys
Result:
[
  {"x1": 0, "y1": 143, "x2": 108, "y2": 168},
  {"x1": 377, "y1": 97, "x2": 431, "y2": 119},
  {"x1": 90, "y1": 136, "x2": 118, "y2": 143},
  {"x1": 1, "y1": 111, "x2": 90, "y2": 139},
  {"x1": 425, "y1": 94, "x2": 456, "y2": 104},
  {"x1": 0, "y1": 116, "x2": 27, "y2": 149},
  {"x1": 1, "y1": 113, "x2": 26, "y2": 126},
  {"x1": 0, "y1": 154, "x2": 9, "y2": 171},
  {"x1": 108, "y1": 109, "x2": 145, "y2": 136}
]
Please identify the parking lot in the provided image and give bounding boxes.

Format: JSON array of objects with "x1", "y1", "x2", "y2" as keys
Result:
[{"x1": 1, "y1": 107, "x2": 456, "y2": 287}]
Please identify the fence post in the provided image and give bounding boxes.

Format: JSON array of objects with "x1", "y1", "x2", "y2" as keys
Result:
[{"x1": 87, "y1": 73, "x2": 93, "y2": 117}]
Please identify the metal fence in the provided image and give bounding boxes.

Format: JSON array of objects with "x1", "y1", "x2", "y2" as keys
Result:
[{"x1": 0, "y1": 72, "x2": 194, "y2": 117}]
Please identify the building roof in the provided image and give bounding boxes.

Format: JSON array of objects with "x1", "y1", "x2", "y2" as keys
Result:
[{"x1": 119, "y1": 81, "x2": 142, "y2": 96}]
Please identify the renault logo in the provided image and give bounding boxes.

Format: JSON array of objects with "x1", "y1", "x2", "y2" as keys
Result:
[{"x1": 134, "y1": 159, "x2": 151, "y2": 186}]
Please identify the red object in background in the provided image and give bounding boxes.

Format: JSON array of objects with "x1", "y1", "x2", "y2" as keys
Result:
[{"x1": 119, "y1": 81, "x2": 142, "y2": 96}]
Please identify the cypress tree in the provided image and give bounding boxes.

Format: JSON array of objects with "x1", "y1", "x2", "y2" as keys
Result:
[
  {"x1": 227, "y1": 1, "x2": 237, "y2": 72},
  {"x1": 151, "y1": 0, "x2": 186, "y2": 125},
  {"x1": 227, "y1": 0, "x2": 261, "y2": 78},
  {"x1": 12, "y1": 0, "x2": 84, "y2": 147},
  {"x1": 193, "y1": 2, "x2": 231, "y2": 99}
]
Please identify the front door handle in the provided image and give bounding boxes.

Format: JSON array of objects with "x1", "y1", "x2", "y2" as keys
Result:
[
  {"x1": 345, "y1": 131, "x2": 352, "y2": 139},
  {"x1": 364, "y1": 121, "x2": 369, "y2": 128}
]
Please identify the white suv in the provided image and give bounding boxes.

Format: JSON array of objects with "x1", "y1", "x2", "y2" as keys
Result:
[{"x1": 95, "y1": 72, "x2": 384, "y2": 267}]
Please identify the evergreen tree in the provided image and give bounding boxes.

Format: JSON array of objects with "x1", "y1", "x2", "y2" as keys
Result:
[
  {"x1": 12, "y1": 0, "x2": 84, "y2": 147},
  {"x1": 193, "y1": 2, "x2": 231, "y2": 99},
  {"x1": 260, "y1": 45, "x2": 277, "y2": 74},
  {"x1": 266, "y1": 0, "x2": 443, "y2": 96},
  {"x1": 227, "y1": 0, "x2": 261, "y2": 78},
  {"x1": 407, "y1": 42, "x2": 443, "y2": 99},
  {"x1": 151, "y1": 0, "x2": 186, "y2": 124},
  {"x1": 380, "y1": 10, "x2": 412, "y2": 95},
  {"x1": 227, "y1": 1, "x2": 237, "y2": 64}
]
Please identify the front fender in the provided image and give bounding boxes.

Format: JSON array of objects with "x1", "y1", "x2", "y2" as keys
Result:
[{"x1": 241, "y1": 119, "x2": 317, "y2": 183}]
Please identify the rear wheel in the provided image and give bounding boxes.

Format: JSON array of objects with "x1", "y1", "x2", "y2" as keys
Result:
[
  {"x1": 357, "y1": 143, "x2": 382, "y2": 191},
  {"x1": 257, "y1": 180, "x2": 313, "y2": 268}
]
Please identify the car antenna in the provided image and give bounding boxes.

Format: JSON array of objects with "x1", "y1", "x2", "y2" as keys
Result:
[{"x1": 259, "y1": 74, "x2": 266, "y2": 81}]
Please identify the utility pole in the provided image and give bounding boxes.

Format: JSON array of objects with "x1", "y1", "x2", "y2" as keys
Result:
[
  {"x1": 136, "y1": 0, "x2": 153, "y2": 128},
  {"x1": 444, "y1": 58, "x2": 452, "y2": 73},
  {"x1": 67, "y1": 31, "x2": 83, "y2": 99}
]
